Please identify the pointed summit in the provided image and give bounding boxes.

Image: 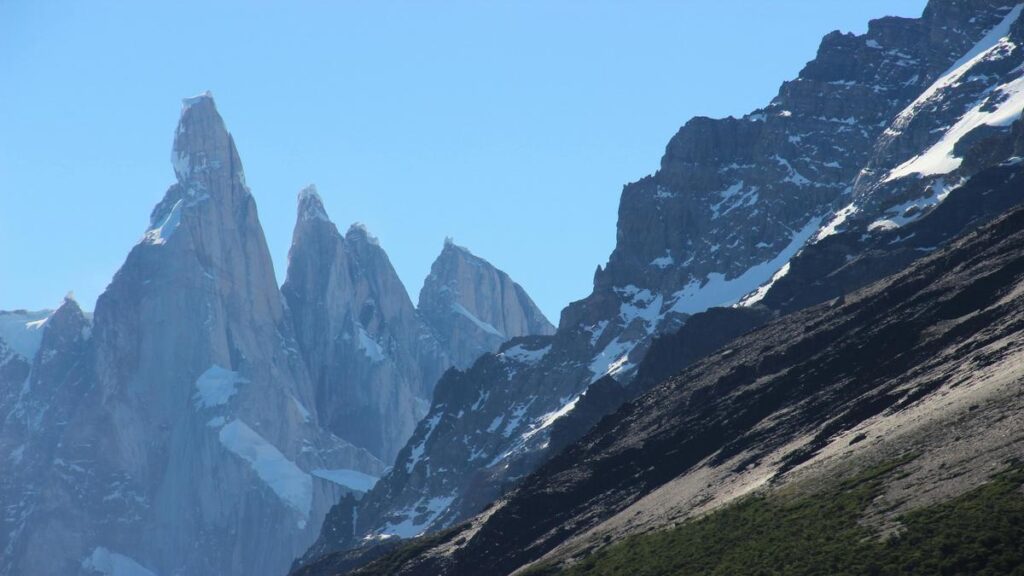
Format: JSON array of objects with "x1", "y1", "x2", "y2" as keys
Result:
[
  {"x1": 345, "y1": 222, "x2": 380, "y2": 246},
  {"x1": 283, "y1": 200, "x2": 450, "y2": 462},
  {"x1": 419, "y1": 240, "x2": 555, "y2": 368},
  {"x1": 297, "y1": 184, "x2": 330, "y2": 223},
  {"x1": 171, "y1": 91, "x2": 244, "y2": 190}
]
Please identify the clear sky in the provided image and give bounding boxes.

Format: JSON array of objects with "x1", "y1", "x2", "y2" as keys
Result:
[{"x1": 1, "y1": 0, "x2": 927, "y2": 321}]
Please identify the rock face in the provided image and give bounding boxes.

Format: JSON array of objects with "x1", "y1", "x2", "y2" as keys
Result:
[
  {"x1": 297, "y1": 0, "x2": 1024, "y2": 566},
  {"x1": 334, "y1": 183, "x2": 1024, "y2": 576},
  {"x1": 418, "y1": 239, "x2": 555, "y2": 370},
  {"x1": 1, "y1": 94, "x2": 384, "y2": 576},
  {"x1": 282, "y1": 187, "x2": 449, "y2": 463}
]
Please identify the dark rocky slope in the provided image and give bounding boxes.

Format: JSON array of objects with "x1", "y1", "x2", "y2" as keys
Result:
[
  {"x1": 329, "y1": 171, "x2": 1024, "y2": 576},
  {"x1": 296, "y1": 2, "x2": 1024, "y2": 562}
]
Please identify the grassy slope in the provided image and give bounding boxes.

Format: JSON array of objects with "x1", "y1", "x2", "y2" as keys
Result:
[{"x1": 529, "y1": 456, "x2": 1024, "y2": 576}]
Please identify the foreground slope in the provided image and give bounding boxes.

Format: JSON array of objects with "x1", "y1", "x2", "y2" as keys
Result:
[{"x1": 330, "y1": 165, "x2": 1024, "y2": 576}]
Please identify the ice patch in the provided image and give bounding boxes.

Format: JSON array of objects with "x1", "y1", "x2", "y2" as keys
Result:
[
  {"x1": 192, "y1": 365, "x2": 247, "y2": 409},
  {"x1": 143, "y1": 199, "x2": 183, "y2": 245},
  {"x1": 650, "y1": 252, "x2": 675, "y2": 268},
  {"x1": 451, "y1": 303, "x2": 505, "y2": 338},
  {"x1": 81, "y1": 547, "x2": 158, "y2": 576},
  {"x1": 814, "y1": 202, "x2": 858, "y2": 242},
  {"x1": 501, "y1": 343, "x2": 552, "y2": 365},
  {"x1": 218, "y1": 420, "x2": 312, "y2": 518},
  {"x1": 311, "y1": 469, "x2": 379, "y2": 493},
  {"x1": 738, "y1": 262, "x2": 791, "y2": 307},
  {"x1": 357, "y1": 326, "x2": 386, "y2": 363}
]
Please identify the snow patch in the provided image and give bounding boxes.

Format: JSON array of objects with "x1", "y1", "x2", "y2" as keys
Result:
[
  {"x1": 670, "y1": 216, "x2": 823, "y2": 315},
  {"x1": 357, "y1": 326, "x2": 386, "y2": 363},
  {"x1": 814, "y1": 202, "x2": 858, "y2": 242},
  {"x1": 650, "y1": 252, "x2": 675, "y2": 268},
  {"x1": 451, "y1": 303, "x2": 505, "y2": 338},
  {"x1": 218, "y1": 420, "x2": 312, "y2": 519},
  {"x1": 884, "y1": 5, "x2": 1024, "y2": 180},
  {"x1": 886, "y1": 73, "x2": 1024, "y2": 180},
  {"x1": 738, "y1": 262, "x2": 791, "y2": 307},
  {"x1": 501, "y1": 343, "x2": 552, "y2": 364},
  {"x1": 192, "y1": 365, "x2": 247, "y2": 409},
  {"x1": 143, "y1": 199, "x2": 183, "y2": 245},
  {"x1": 405, "y1": 412, "x2": 443, "y2": 473}
]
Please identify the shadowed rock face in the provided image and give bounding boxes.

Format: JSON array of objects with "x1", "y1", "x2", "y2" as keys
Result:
[
  {"x1": 419, "y1": 239, "x2": 555, "y2": 370},
  {"x1": 295, "y1": 3, "x2": 1024, "y2": 566},
  {"x1": 0, "y1": 94, "x2": 383, "y2": 576},
  {"x1": 283, "y1": 187, "x2": 450, "y2": 464}
]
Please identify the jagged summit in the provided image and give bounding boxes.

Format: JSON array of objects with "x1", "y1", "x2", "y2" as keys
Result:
[
  {"x1": 296, "y1": 184, "x2": 331, "y2": 224},
  {"x1": 345, "y1": 222, "x2": 380, "y2": 245},
  {"x1": 171, "y1": 90, "x2": 242, "y2": 187}
]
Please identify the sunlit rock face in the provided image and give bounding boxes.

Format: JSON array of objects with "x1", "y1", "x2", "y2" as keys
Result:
[{"x1": 0, "y1": 94, "x2": 383, "y2": 576}]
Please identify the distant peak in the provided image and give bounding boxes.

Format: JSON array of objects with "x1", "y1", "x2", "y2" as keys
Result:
[
  {"x1": 64, "y1": 291, "x2": 77, "y2": 304},
  {"x1": 181, "y1": 90, "x2": 215, "y2": 112},
  {"x1": 297, "y1": 185, "x2": 330, "y2": 223},
  {"x1": 346, "y1": 222, "x2": 380, "y2": 246},
  {"x1": 171, "y1": 91, "x2": 234, "y2": 183},
  {"x1": 440, "y1": 237, "x2": 473, "y2": 258}
]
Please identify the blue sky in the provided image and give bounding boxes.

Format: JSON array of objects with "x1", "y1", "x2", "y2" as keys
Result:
[{"x1": 1, "y1": 0, "x2": 927, "y2": 321}]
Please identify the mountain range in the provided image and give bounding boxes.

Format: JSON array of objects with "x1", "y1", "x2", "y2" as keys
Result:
[
  {"x1": 292, "y1": 0, "x2": 1024, "y2": 574},
  {"x1": 5, "y1": 1, "x2": 1024, "y2": 575},
  {"x1": 0, "y1": 96, "x2": 552, "y2": 576}
]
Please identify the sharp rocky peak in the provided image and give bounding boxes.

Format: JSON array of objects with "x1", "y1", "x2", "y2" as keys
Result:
[
  {"x1": 345, "y1": 222, "x2": 380, "y2": 246},
  {"x1": 419, "y1": 238, "x2": 555, "y2": 369},
  {"x1": 296, "y1": 184, "x2": 331, "y2": 224}
]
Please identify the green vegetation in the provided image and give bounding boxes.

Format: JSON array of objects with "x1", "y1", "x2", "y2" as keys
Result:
[{"x1": 531, "y1": 457, "x2": 1024, "y2": 576}]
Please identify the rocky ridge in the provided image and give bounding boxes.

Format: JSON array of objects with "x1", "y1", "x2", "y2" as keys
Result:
[{"x1": 296, "y1": 1, "x2": 1024, "y2": 563}]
